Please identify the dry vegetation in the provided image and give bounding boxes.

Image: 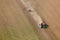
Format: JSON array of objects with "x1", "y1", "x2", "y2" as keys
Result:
[
  {"x1": 0, "y1": 0, "x2": 39, "y2": 40},
  {"x1": 0, "y1": 0, "x2": 60, "y2": 40}
]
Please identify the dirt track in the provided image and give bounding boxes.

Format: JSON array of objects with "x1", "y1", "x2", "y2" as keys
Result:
[{"x1": 0, "y1": 0, "x2": 60, "y2": 40}]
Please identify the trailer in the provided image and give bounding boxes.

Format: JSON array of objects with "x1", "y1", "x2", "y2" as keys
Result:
[{"x1": 21, "y1": 0, "x2": 48, "y2": 28}]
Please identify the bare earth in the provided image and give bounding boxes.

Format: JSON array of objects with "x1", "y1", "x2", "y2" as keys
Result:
[{"x1": 0, "y1": 0, "x2": 60, "y2": 40}]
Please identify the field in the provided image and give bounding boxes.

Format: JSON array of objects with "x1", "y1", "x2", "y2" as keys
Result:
[
  {"x1": 0, "y1": 0, "x2": 60, "y2": 40},
  {"x1": 0, "y1": 0, "x2": 39, "y2": 40}
]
